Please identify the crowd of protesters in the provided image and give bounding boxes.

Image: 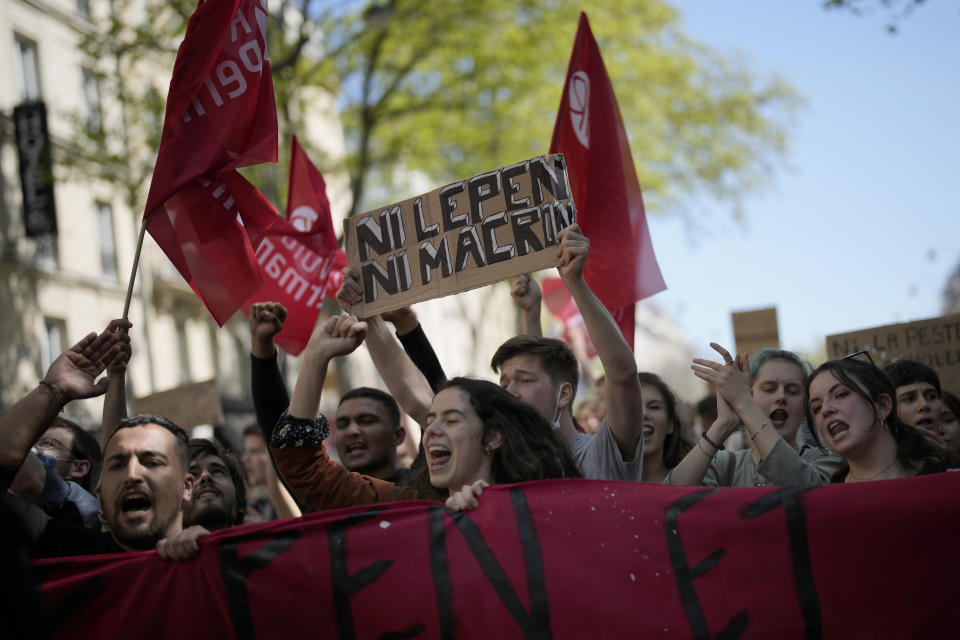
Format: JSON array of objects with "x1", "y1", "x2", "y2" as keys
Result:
[{"x1": 2, "y1": 222, "x2": 958, "y2": 578}]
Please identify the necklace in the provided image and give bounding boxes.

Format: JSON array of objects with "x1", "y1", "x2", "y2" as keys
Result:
[{"x1": 847, "y1": 456, "x2": 901, "y2": 482}]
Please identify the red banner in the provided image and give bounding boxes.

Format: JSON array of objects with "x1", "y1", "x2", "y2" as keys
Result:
[
  {"x1": 242, "y1": 137, "x2": 346, "y2": 355},
  {"x1": 144, "y1": 0, "x2": 278, "y2": 325},
  {"x1": 550, "y1": 12, "x2": 667, "y2": 349},
  {"x1": 37, "y1": 474, "x2": 959, "y2": 638}
]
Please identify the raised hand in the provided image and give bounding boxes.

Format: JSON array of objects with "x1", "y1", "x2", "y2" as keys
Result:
[
  {"x1": 556, "y1": 224, "x2": 589, "y2": 281},
  {"x1": 510, "y1": 273, "x2": 542, "y2": 313},
  {"x1": 915, "y1": 424, "x2": 948, "y2": 449},
  {"x1": 305, "y1": 313, "x2": 367, "y2": 361},
  {"x1": 690, "y1": 343, "x2": 753, "y2": 411},
  {"x1": 249, "y1": 302, "x2": 287, "y2": 358},
  {"x1": 336, "y1": 266, "x2": 363, "y2": 310},
  {"x1": 105, "y1": 319, "x2": 132, "y2": 377},
  {"x1": 43, "y1": 329, "x2": 120, "y2": 404},
  {"x1": 380, "y1": 306, "x2": 418, "y2": 335}
]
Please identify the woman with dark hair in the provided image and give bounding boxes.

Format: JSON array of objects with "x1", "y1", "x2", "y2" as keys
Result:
[
  {"x1": 667, "y1": 344, "x2": 842, "y2": 487},
  {"x1": 271, "y1": 314, "x2": 580, "y2": 512},
  {"x1": 636, "y1": 373, "x2": 691, "y2": 483},
  {"x1": 806, "y1": 358, "x2": 956, "y2": 482}
]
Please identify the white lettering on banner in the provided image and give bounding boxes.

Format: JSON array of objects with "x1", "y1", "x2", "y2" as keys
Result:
[
  {"x1": 255, "y1": 237, "x2": 275, "y2": 262},
  {"x1": 238, "y1": 40, "x2": 263, "y2": 73},
  {"x1": 255, "y1": 234, "x2": 338, "y2": 308},
  {"x1": 230, "y1": 9, "x2": 253, "y2": 42},
  {"x1": 255, "y1": 0, "x2": 269, "y2": 60},
  {"x1": 569, "y1": 71, "x2": 590, "y2": 148},
  {"x1": 279, "y1": 268, "x2": 310, "y2": 300},
  {"x1": 217, "y1": 61, "x2": 248, "y2": 98},
  {"x1": 182, "y1": 5, "x2": 266, "y2": 123},
  {"x1": 195, "y1": 175, "x2": 235, "y2": 210},
  {"x1": 265, "y1": 253, "x2": 285, "y2": 279}
]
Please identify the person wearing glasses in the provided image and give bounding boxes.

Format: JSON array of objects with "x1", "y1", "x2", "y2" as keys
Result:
[
  {"x1": 8, "y1": 417, "x2": 104, "y2": 529},
  {"x1": 806, "y1": 357, "x2": 957, "y2": 482},
  {"x1": 667, "y1": 344, "x2": 843, "y2": 487},
  {"x1": 7, "y1": 320, "x2": 130, "y2": 530}
]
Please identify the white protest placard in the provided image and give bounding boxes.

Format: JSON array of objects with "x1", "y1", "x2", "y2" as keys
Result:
[{"x1": 344, "y1": 154, "x2": 576, "y2": 316}]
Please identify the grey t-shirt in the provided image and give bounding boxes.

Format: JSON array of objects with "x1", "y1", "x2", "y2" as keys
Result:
[{"x1": 569, "y1": 417, "x2": 644, "y2": 481}]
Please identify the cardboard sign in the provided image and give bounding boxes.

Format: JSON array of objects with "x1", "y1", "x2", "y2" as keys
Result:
[
  {"x1": 344, "y1": 154, "x2": 576, "y2": 316},
  {"x1": 133, "y1": 379, "x2": 223, "y2": 429},
  {"x1": 732, "y1": 307, "x2": 780, "y2": 357},
  {"x1": 825, "y1": 313, "x2": 960, "y2": 393},
  {"x1": 37, "y1": 474, "x2": 960, "y2": 638}
]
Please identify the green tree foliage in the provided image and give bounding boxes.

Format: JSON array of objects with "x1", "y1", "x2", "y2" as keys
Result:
[
  {"x1": 822, "y1": 0, "x2": 929, "y2": 33},
  {"x1": 70, "y1": 0, "x2": 798, "y2": 222}
]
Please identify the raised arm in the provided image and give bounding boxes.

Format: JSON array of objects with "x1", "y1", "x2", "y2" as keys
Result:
[
  {"x1": 275, "y1": 314, "x2": 400, "y2": 509},
  {"x1": 337, "y1": 269, "x2": 435, "y2": 429},
  {"x1": 101, "y1": 319, "x2": 132, "y2": 448},
  {"x1": 1, "y1": 329, "x2": 118, "y2": 490},
  {"x1": 249, "y1": 302, "x2": 291, "y2": 442},
  {"x1": 288, "y1": 314, "x2": 366, "y2": 419},
  {"x1": 690, "y1": 344, "x2": 835, "y2": 486},
  {"x1": 691, "y1": 344, "x2": 783, "y2": 461},
  {"x1": 381, "y1": 306, "x2": 447, "y2": 392},
  {"x1": 557, "y1": 224, "x2": 642, "y2": 459},
  {"x1": 510, "y1": 273, "x2": 543, "y2": 337},
  {"x1": 667, "y1": 391, "x2": 740, "y2": 485}
]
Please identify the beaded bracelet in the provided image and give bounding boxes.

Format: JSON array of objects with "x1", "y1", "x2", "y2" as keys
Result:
[
  {"x1": 750, "y1": 421, "x2": 770, "y2": 441},
  {"x1": 701, "y1": 430, "x2": 724, "y2": 451}
]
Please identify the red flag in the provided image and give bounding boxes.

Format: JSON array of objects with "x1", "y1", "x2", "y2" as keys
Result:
[
  {"x1": 550, "y1": 12, "x2": 666, "y2": 349},
  {"x1": 144, "y1": 0, "x2": 278, "y2": 325},
  {"x1": 242, "y1": 137, "x2": 346, "y2": 355}
]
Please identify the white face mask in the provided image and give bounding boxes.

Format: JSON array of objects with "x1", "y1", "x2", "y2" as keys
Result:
[{"x1": 552, "y1": 385, "x2": 564, "y2": 431}]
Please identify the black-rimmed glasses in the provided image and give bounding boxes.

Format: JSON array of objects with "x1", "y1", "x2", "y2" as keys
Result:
[{"x1": 841, "y1": 349, "x2": 876, "y2": 367}]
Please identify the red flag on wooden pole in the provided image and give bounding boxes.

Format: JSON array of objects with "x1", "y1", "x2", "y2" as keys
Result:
[
  {"x1": 141, "y1": 0, "x2": 278, "y2": 325},
  {"x1": 242, "y1": 137, "x2": 346, "y2": 354},
  {"x1": 549, "y1": 12, "x2": 666, "y2": 349}
]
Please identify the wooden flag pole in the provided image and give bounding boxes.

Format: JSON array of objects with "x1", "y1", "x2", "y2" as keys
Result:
[{"x1": 122, "y1": 218, "x2": 148, "y2": 322}]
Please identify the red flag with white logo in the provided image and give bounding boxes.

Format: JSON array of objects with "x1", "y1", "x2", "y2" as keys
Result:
[
  {"x1": 143, "y1": 0, "x2": 277, "y2": 325},
  {"x1": 549, "y1": 12, "x2": 666, "y2": 349},
  {"x1": 242, "y1": 137, "x2": 346, "y2": 355}
]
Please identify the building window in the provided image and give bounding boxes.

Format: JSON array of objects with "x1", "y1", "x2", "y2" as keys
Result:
[
  {"x1": 35, "y1": 234, "x2": 59, "y2": 269},
  {"x1": 95, "y1": 201, "x2": 117, "y2": 278},
  {"x1": 81, "y1": 68, "x2": 102, "y2": 133},
  {"x1": 41, "y1": 317, "x2": 66, "y2": 373},
  {"x1": 175, "y1": 318, "x2": 191, "y2": 383},
  {"x1": 14, "y1": 34, "x2": 41, "y2": 102}
]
